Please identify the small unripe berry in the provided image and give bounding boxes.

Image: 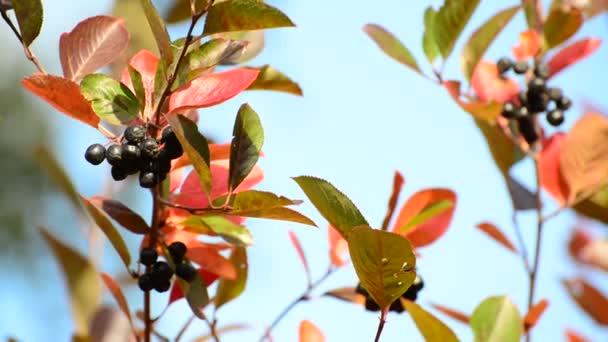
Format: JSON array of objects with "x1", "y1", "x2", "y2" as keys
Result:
[
  {"x1": 124, "y1": 125, "x2": 146, "y2": 144},
  {"x1": 106, "y1": 144, "x2": 123, "y2": 166},
  {"x1": 513, "y1": 61, "x2": 529, "y2": 74},
  {"x1": 139, "y1": 172, "x2": 157, "y2": 188},
  {"x1": 140, "y1": 247, "x2": 158, "y2": 266},
  {"x1": 547, "y1": 109, "x2": 565, "y2": 126},
  {"x1": 111, "y1": 166, "x2": 127, "y2": 181},
  {"x1": 85, "y1": 144, "x2": 106, "y2": 165},
  {"x1": 497, "y1": 57, "x2": 512, "y2": 74},
  {"x1": 176, "y1": 263, "x2": 197, "y2": 282},
  {"x1": 168, "y1": 241, "x2": 187, "y2": 262},
  {"x1": 138, "y1": 274, "x2": 154, "y2": 292}
]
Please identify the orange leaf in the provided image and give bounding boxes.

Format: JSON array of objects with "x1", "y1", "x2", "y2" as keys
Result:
[
  {"x1": 512, "y1": 30, "x2": 541, "y2": 61},
  {"x1": 548, "y1": 38, "x2": 601, "y2": 79},
  {"x1": 392, "y1": 188, "x2": 457, "y2": 248},
  {"x1": 100, "y1": 272, "x2": 135, "y2": 333},
  {"x1": 299, "y1": 320, "x2": 325, "y2": 342},
  {"x1": 22, "y1": 74, "x2": 100, "y2": 128},
  {"x1": 288, "y1": 230, "x2": 310, "y2": 282},
  {"x1": 568, "y1": 227, "x2": 592, "y2": 260},
  {"x1": 475, "y1": 222, "x2": 517, "y2": 253},
  {"x1": 563, "y1": 277, "x2": 608, "y2": 325},
  {"x1": 565, "y1": 328, "x2": 589, "y2": 342},
  {"x1": 328, "y1": 225, "x2": 348, "y2": 267},
  {"x1": 120, "y1": 49, "x2": 159, "y2": 97},
  {"x1": 168, "y1": 68, "x2": 260, "y2": 113},
  {"x1": 430, "y1": 303, "x2": 470, "y2": 324},
  {"x1": 381, "y1": 170, "x2": 405, "y2": 230},
  {"x1": 188, "y1": 244, "x2": 237, "y2": 280},
  {"x1": 471, "y1": 61, "x2": 519, "y2": 103},
  {"x1": 539, "y1": 133, "x2": 570, "y2": 205},
  {"x1": 523, "y1": 299, "x2": 549, "y2": 332}
]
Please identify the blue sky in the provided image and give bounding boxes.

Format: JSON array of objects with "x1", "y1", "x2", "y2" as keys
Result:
[{"x1": 1, "y1": 0, "x2": 607, "y2": 341}]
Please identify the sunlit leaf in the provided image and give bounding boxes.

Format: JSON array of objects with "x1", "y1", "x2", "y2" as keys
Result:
[
  {"x1": 216, "y1": 30, "x2": 265, "y2": 65},
  {"x1": 293, "y1": 176, "x2": 368, "y2": 238},
  {"x1": 574, "y1": 188, "x2": 608, "y2": 225},
  {"x1": 543, "y1": 6, "x2": 583, "y2": 49},
  {"x1": 431, "y1": 303, "x2": 470, "y2": 324},
  {"x1": 381, "y1": 171, "x2": 405, "y2": 231},
  {"x1": 188, "y1": 244, "x2": 236, "y2": 280},
  {"x1": 182, "y1": 216, "x2": 253, "y2": 247},
  {"x1": 461, "y1": 5, "x2": 520, "y2": 81},
  {"x1": 422, "y1": 7, "x2": 439, "y2": 65},
  {"x1": 178, "y1": 38, "x2": 248, "y2": 84},
  {"x1": 563, "y1": 277, "x2": 608, "y2": 325},
  {"x1": 363, "y1": 24, "x2": 421, "y2": 74},
  {"x1": 40, "y1": 228, "x2": 101, "y2": 337},
  {"x1": 512, "y1": 30, "x2": 541, "y2": 61},
  {"x1": 433, "y1": 0, "x2": 481, "y2": 59},
  {"x1": 166, "y1": 0, "x2": 208, "y2": 23},
  {"x1": 100, "y1": 273, "x2": 135, "y2": 334},
  {"x1": 470, "y1": 62, "x2": 519, "y2": 103},
  {"x1": 348, "y1": 226, "x2": 416, "y2": 309},
  {"x1": 80, "y1": 74, "x2": 140, "y2": 125},
  {"x1": 12, "y1": 0, "x2": 43, "y2": 46},
  {"x1": 522, "y1": 0, "x2": 540, "y2": 30},
  {"x1": 138, "y1": 0, "x2": 173, "y2": 65},
  {"x1": 401, "y1": 300, "x2": 459, "y2": 342},
  {"x1": 203, "y1": 0, "x2": 295, "y2": 36},
  {"x1": 299, "y1": 320, "x2": 325, "y2": 342},
  {"x1": 246, "y1": 65, "x2": 303, "y2": 96},
  {"x1": 89, "y1": 196, "x2": 149, "y2": 235},
  {"x1": 539, "y1": 133, "x2": 569, "y2": 205},
  {"x1": 470, "y1": 296, "x2": 523, "y2": 342},
  {"x1": 229, "y1": 103, "x2": 264, "y2": 192},
  {"x1": 523, "y1": 299, "x2": 549, "y2": 333},
  {"x1": 215, "y1": 247, "x2": 248, "y2": 310},
  {"x1": 22, "y1": 74, "x2": 100, "y2": 128},
  {"x1": 475, "y1": 222, "x2": 517, "y2": 253},
  {"x1": 60, "y1": 16, "x2": 129, "y2": 81},
  {"x1": 547, "y1": 38, "x2": 601, "y2": 78},
  {"x1": 444, "y1": 80, "x2": 504, "y2": 121},
  {"x1": 328, "y1": 225, "x2": 349, "y2": 267}
]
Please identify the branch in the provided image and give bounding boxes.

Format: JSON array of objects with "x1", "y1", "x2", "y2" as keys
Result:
[
  {"x1": 144, "y1": 184, "x2": 163, "y2": 342},
  {"x1": 511, "y1": 210, "x2": 531, "y2": 274},
  {"x1": 374, "y1": 309, "x2": 388, "y2": 342},
  {"x1": 0, "y1": 8, "x2": 46, "y2": 73},
  {"x1": 526, "y1": 156, "x2": 544, "y2": 342}
]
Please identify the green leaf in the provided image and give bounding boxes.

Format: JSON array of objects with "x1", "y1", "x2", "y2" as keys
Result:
[
  {"x1": 433, "y1": 0, "x2": 481, "y2": 59},
  {"x1": 213, "y1": 190, "x2": 317, "y2": 227},
  {"x1": 182, "y1": 216, "x2": 253, "y2": 246},
  {"x1": 166, "y1": 114, "x2": 212, "y2": 195},
  {"x1": 522, "y1": 0, "x2": 540, "y2": 30},
  {"x1": 128, "y1": 65, "x2": 146, "y2": 109},
  {"x1": 401, "y1": 300, "x2": 459, "y2": 342},
  {"x1": 178, "y1": 38, "x2": 248, "y2": 86},
  {"x1": 574, "y1": 186, "x2": 608, "y2": 224},
  {"x1": 40, "y1": 228, "x2": 101, "y2": 337},
  {"x1": 166, "y1": 0, "x2": 208, "y2": 23},
  {"x1": 215, "y1": 247, "x2": 248, "y2": 310},
  {"x1": 81, "y1": 196, "x2": 131, "y2": 269},
  {"x1": 399, "y1": 199, "x2": 454, "y2": 234},
  {"x1": 179, "y1": 273, "x2": 210, "y2": 319},
  {"x1": 216, "y1": 30, "x2": 265, "y2": 65},
  {"x1": 80, "y1": 74, "x2": 140, "y2": 125},
  {"x1": 293, "y1": 176, "x2": 368, "y2": 238},
  {"x1": 422, "y1": 7, "x2": 440, "y2": 64},
  {"x1": 543, "y1": 6, "x2": 583, "y2": 49},
  {"x1": 461, "y1": 6, "x2": 520, "y2": 81},
  {"x1": 12, "y1": 0, "x2": 43, "y2": 46},
  {"x1": 229, "y1": 103, "x2": 264, "y2": 192},
  {"x1": 347, "y1": 226, "x2": 416, "y2": 309},
  {"x1": 246, "y1": 65, "x2": 303, "y2": 96},
  {"x1": 138, "y1": 0, "x2": 173, "y2": 64},
  {"x1": 363, "y1": 24, "x2": 421, "y2": 74},
  {"x1": 470, "y1": 296, "x2": 523, "y2": 342},
  {"x1": 203, "y1": 0, "x2": 295, "y2": 36}
]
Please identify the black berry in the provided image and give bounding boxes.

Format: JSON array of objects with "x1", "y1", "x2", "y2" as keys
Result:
[
  {"x1": 402, "y1": 275, "x2": 424, "y2": 302},
  {"x1": 140, "y1": 138, "x2": 159, "y2": 158},
  {"x1": 158, "y1": 152, "x2": 172, "y2": 173},
  {"x1": 527, "y1": 92, "x2": 549, "y2": 113},
  {"x1": 152, "y1": 261, "x2": 174, "y2": 280},
  {"x1": 515, "y1": 106, "x2": 529, "y2": 119},
  {"x1": 168, "y1": 241, "x2": 187, "y2": 262},
  {"x1": 547, "y1": 87, "x2": 563, "y2": 101},
  {"x1": 501, "y1": 101, "x2": 516, "y2": 119},
  {"x1": 84, "y1": 144, "x2": 106, "y2": 165},
  {"x1": 513, "y1": 61, "x2": 529, "y2": 74},
  {"x1": 122, "y1": 144, "x2": 141, "y2": 162},
  {"x1": 124, "y1": 125, "x2": 146, "y2": 144},
  {"x1": 547, "y1": 109, "x2": 565, "y2": 126},
  {"x1": 106, "y1": 144, "x2": 123, "y2": 166},
  {"x1": 557, "y1": 97, "x2": 572, "y2": 110},
  {"x1": 161, "y1": 127, "x2": 178, "y2": 144},
  {"x1": 389, "y1": 298, "x2": 405, "y2": 313},
  {"x1": 163, "y1": 140, "x2": 183, "y2": 160},
  {"x1": 138, "y1": 274, "x2": 154, "y2": 292},
  {"x1": 154, "y1": 280, "x2": 171, "y2": 293},
  {"x1": 518, "y1": 117, "x2": 539, "y2": 145},
  {"x1": 355, "y1": 283, "x2": 368, "y2": 296},
  {"x1": 140, "y1": 247, "x2": 158, "y2": 266},
  {"x1": 365, "y1": 297, "x2": 380, "y2": 312},
  {"x1": 176, "y1": 263, "x2": 197, "y2": 282},
  {"x1": 111, "y1": 166, "x2": 128, "y2": 181},
  {"x1": 139, "y1": 172, "x2": 158, "y2": 188},
  {"x1": 534, "y1": 64, "x2": 550, "y2": 79},
  {"x1": 528, "y1": 78, "x2": 545, "y2": 93},
  {"x1": 497, "y1": 57, "x2": 512, "y2": 74}
]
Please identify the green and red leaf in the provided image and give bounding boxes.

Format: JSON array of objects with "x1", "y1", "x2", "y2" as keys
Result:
[
  {"x1": 229, "y1": 103, "x2": 264, "y2": 192},
  {"x1": 100, "y1": 272, "x2": 135, "y2": 334},
  {"x1": 543, "y1": 6, "x2": 583, "y2": 49},
  {"x1": 246, "y1": 65, "x2": 303, "y2": 96},
  {"x1": 215, "y1": 247, "x2": 248, "y2": 310},
  {"x1": 203, "y1": 0, "x2": 295, "y2": 36},
  {"x1": 471, "y1": 61, "x2": 519, "y2": 103},
  {"x1": 12, "y1": 0, "x2": 43, "y2": 46},
  {"x1": 444, "y1": 80, "x2": 504, "y2": 121}
]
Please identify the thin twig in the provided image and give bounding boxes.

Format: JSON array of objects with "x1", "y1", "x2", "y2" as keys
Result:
[
  {"x1": 374, "y1": 309, "x2": 388, "y2": 342},
  {"x1": 0, "y1": 8, "x2": 46, "y2": 73},
  {"x1": 144, "y1": 185, "x2": 162, "y2": 342},
  {"x1": 511, "y1": 210, "x2": 531, "y2": 274},
  {"x1": 158, "y1": 197, "x2": 229, "y2": 214},
  {"x1": 175, "y1": 315, "x2": 196, "y2": 342}
]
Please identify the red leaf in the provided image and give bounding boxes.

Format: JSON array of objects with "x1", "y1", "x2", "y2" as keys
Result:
[
  {"x1": 328, "y1": 225, "x2": 348, "y2": 267},
  {"x1": 512, "y1": 30, "x2": 541, "y2": 61},
  {"x1": 563, "y1": 277, "x2": 608, "y2": 325},
  {"x1": 187, "y1": 244, "x2": 237, "y2": 280},
  {"x1": 100, "y1": 272, "x2": 135, "y2": 333},
  {"x1": 168, "y1": 68, "x2": 260, "y2": 113},
  {"x1": 568, "y1": 227, "x2": 592, "y2": 260},
  {"x1": 523, "y1": 299, "x2": 549, "y2": 332},
  {"x1": 539, "y1": 133, "x2": 570, "y2": 205},
  {"x1": 288, "y1": 230, "x2": 311, "y2": 283},
  {"x1": 120, "y1": 50, "x2": 159, "y2": 105},
  {"x1": 392, "y1": 188, "x2": 457, "y2": 248},
  {"x1": 475, "y1": 222, "x2": 517, "y2": 253},
  {"x1": 60, "y1": 16, "x2": 129, "y2": 81},
  {"x1": 169, "y1": 268, "x2": 218, "y2": 304},
  {"x1": 299, "y1": 320, "x2": 325, "y2": 342},
  {"x1": 565, "y1": 328, "x2": 589, "y2": 342},
  {"x1": 22, "y1": 74, "x2": 100, "y2": 128},
  {"x1": 381, "y1": 170, "x2": 405, "y2": 230},
  {"x1": 547, "y1": 38, "x2": 601, "y2": 78},
  {"x1": 471, "y1": 61, "x2": 519, "y2": 103},
  {"x1": 430, "y1": 303, "x2": 470, "y2": 324}
]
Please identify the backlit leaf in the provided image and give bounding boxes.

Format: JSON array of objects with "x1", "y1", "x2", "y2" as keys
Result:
[
  {"x1": 299, "y1": 320, "x2": 325, "y2": 342},
  {"x1": 229, "y1": 103, "x2": 264, "y2": 192},
  {"x1": 475, "y1": 222, "x2": 517, "y2": 253},
  {"x1": 138, "y1": 0, "x2": 173, "y2": 64},
  {"x1": 539, "y1": 133, "x2": 569, "y2": 205},
  {"x1": 363, "y1": 24, "x2": 421, "y2": 74},
  {"x1": 178, "y1": 38, "x2": 248, "y2": 83},
  {"x1": 461, "y1": 6, "x2": 520, "y2": 81},
  {"x1": 128, "y1": 66, "x2": 146, "y2": 108},
  {"x1": 444, "y1": 80, "x2": 504, "y2": 121},
  {"x1": 522, "y1": 0, "x2": 540, "y2": 30},
  {"x1": 470, "y1": 296, "x2": 523, "y2": 342},
  {"x1": 422, "y1": 7, "x2": 439, "y2": 65},
  {"x1": 288, "y1": 230, "x2": 310, "y2": 282},
  {"x1": 433, "y1": 0, "x2": 481, "y2": 59},
  {"x1": 543, "y1": 7, "x2": 583, "y2": 49},
  {"x1": 246, "y1": 65, "x2": 303, "y2": 96},
  {"x1": 401, "y1": 300, "x2": 459, "y2": 342},
  {"x1": 80, "y1": 74, "x2": 140, "y2": 125},
  {"x1": 348, "y1": 226, "x2": 416, "y2": 309},
  {"x1": 182, "y1": 216, "x2": 253, "y2": 247},
  {"x1": 100, "y1": 272, "x2": 134, "y2": 333},
  {"x1": 60, "y1": 16, "x2": 129, "y2": 81},
  {"x1": 563, "y1": 277, "x2": 608, "y2": 325},
  {"x1": 169, "y1": 268, "x2": 218, "y2": 304},
  {"x1": 470, "y1": 62, "x2": 519, "y2": 103},
  {"x1": 574, "y1": 188, "x2": 608, "y2": 225},
  {"x1": 381, "y1": 171, "x2": 405, "y2": 231},
  {"x1": 328, "y1": 225, "x2": 349, "y2": 267},
  {"x1": 12, "y1": 0, "x2": 43, "y2": 46},
  {"x1": 216, "y1": 30, "x2": 265, "y2": 65},
  {"x1": 188, "y1": 244, "x2": 236, "y2": 280},
  {"x1": 512, "y1": 30, "x2": 541, "y2": 61},
  {"x1": 22, "y1": 74, "x2": 100, "y2": 128},
  {"x1": 431, "y1": 303, "x2": 470, "y2": 324},
  {"x1": 40, "y1": 228, "x2": 101, "y2": 336},
  {"x1": 293, "y1": 176, "x2": 368, "y2": 238},
  {"x1": 203, "y1": 0, "x2": 295, "y2": 36},
  {"x1": 215, "y1": 247, "x2": 248, "y2": 310},
  {"x1": 181, "y1": 272, "x2": 211, "y2": 319},
  {"x1": 89, "y1": 196, "x2": 149, "y2": 235},
  {"x1": 547, "y1": 38, "x2": 601, "y2": 78},
  {"x1": 523, "y1": 299, "x2": 549, "y2": 332}
]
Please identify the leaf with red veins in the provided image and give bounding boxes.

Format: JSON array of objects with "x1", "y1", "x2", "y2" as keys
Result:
[
  {"x1": 168, "y1": 68, "x2": 260, "y2": 113},
  {"x1": 539, "y1": 133, "x2": 570, "y2": 205},
  {"x1": 511, "y1": 30, "x2": 541, "y2": 61},
  {"x1": 169, "y1": 268, "x2": 219, "y2": 304},
  {"x1": 548, "y1": 38, "x2": 602, "y2": 79},
  {"x1": 471, "y1": 60, "x2": 519, "y2": 103}
]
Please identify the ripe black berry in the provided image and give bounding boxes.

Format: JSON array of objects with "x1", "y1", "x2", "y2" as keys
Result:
[
  {"x1": 501, "y1": 101, "x2": 516, "y2": 119},
  {"x1": 168, "y1": 241, "x2": 187, "y2": 262},
  {"x1": 140, "y1": 247, "x2": 158, "y2": 266},
  {"x1": 111, "y1": 166, "x2": 127, "y2": 181},
  {"x1": 513, "y1": 61, "x2": 529, "y2": 74},
  {"x1": 402, "y1": 275, "x2": 424, "y2": 302},
  {"x1": 176, "y1": 263, "x2": 197, "y2": 282},
  {"x1": 152, "y1": 261, "x2": 174, "y2": 280},
  {"x1": 154, "y1": 280, "x2": 171, "y2": 293},
  {"x1": 515, "y1": 106, "x2": 529, "y2": 119},
  {"x1": 161, "y1": 126, "x2": 178, "y2": 144},
  {"x1": 534, "y1": 64, "x2": 550, "y2": 79},
  {"x1": 497, "y1": 57, "x2": 512, "y2": 74},
  {"x1": 106, "y1": 144, "x2": 123, "y2": 166},
  {"x1": 84, "y1": 144, "x2": 106, "y2": 165},
  {"x1": 124, "y1": 125, "x2": 146, "y2": 144},
  {"x1": 355, "y1": 283, "x2": 368, "y2": 296},
  {"x1": 365, "y1": 297, "x2": 380, "y2": 312},
  {"x1": 527, "y1": 92, "x2": 549, "y2": 113},
  {"x1": 547, "y1": 87, "x2": 563, "y2": 101},
  {"x1": 389, "y1": 298, "x2": 405, "y2": 313},
  {"x1": 557, "y1": 97, "x2": 572, "y2": 110},
  {"x1": 122, "y1": 144, "x2": 141, "y2": 162},
  {"x1": 164, "y1": 140, "x2": 184, "y2": 160},
  {"x1": 139, "y1": 172, "x2": 158, "y2": 188},
  {"x1": 158, "y1": 152, "x2": 172, "y2": 173},
  {"x1": 547, "y1": 109, "x2": 565, "y2": 126},
  {"x1": 518, "y1": 117, "x2": 539, "y2": 145},
  {"x1": 138, "y1": 274, "x2": 154, "y2": 292},
  {"x1": 140, "y1": 138, "x2": 159, "y2": 158},
  {"x1": 528, "y1": 78, "x2": 545, "y2": 93}
]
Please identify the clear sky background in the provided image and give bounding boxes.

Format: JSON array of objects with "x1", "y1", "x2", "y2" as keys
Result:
[{"x1": 1, "y1": 0, "x2": 607, "y2": 341}]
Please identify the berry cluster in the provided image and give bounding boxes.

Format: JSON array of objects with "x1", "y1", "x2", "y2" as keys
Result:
[
  {"x1": 137, "y1": 241, "x2": 197, "y2": 293},
  {"x1": 355, "y1": 274, "x2": 424, "y2": 313},
  {"x1": 84, "y1": 125, "x2": 183, "y2": 188},
  {"x1": 497, "y1": 57, "x2": 572, "y2": 145}
]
